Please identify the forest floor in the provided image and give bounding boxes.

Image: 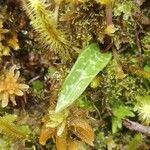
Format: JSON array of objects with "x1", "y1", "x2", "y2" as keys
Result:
[{"x1": 0, "y1": 0, "x2": 150, "y2": 150}]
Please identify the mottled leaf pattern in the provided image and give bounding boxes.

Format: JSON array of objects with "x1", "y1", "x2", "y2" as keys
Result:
[{"x1": 55, "y1": 43, "x2": 112, "y2": 112}]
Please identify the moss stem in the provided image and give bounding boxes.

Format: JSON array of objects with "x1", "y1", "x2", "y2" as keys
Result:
[{"x1": 105, "y1": 3, "x2": 113, "y2": 26}]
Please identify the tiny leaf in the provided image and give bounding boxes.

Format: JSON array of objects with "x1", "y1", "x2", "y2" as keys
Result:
[{"x1": 32, "y1": 80, "x2": 44, "y2": 93}]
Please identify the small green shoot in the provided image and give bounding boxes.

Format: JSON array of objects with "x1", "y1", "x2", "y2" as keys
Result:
[{"x1": 112, "y1": 105, "x2": 135, "y2": 133}]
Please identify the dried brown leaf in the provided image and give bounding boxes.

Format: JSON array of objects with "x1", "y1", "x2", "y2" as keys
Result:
[
  {"x1": 116, "y1": 65, "x2": 126, "y2": 80},
  {"x1": 70, "y1": 118, "x2": 94, "y2": 146},
  {"x1": 39, "y1": 126, "x2": 55, "y2": 145},
  {"x1": 67, "y1": 140, "x2": 78, "y2": 150},
  {"x1": 56, "y1": 132, "x2": 67, "y2": 150},
  {"x1": 67, "y1": 140, "x2": 86, "y2": 150}
]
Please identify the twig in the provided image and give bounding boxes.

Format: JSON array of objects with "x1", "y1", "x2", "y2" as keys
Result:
[
  {"x1": 28, "y1": 75, "x2": 40, "y2": 84},
  {"x1": 105, "y1": 4, "x2": 113, "y2": 26},
  {"x1": 123, "y1": 119, "x2": 150, "y2": 136},
  {"x1": 135, "y1": 26, "x2": 143, "y2": 64},
  {"x1": 118, "y1": 44, "x2": 130, "y2": 53},
  {"x1": 104, "y1": 42, "x2": 113, "y2": 51},
  {"x1": 91, "y1": 102, "x2": 101, "y2": 119},
  {"x1": 103, "y1": 1, "x2": 113, "y2": 51},
  {"x1": 54, "y1": 5, "x2": 60, "y2": 24}
]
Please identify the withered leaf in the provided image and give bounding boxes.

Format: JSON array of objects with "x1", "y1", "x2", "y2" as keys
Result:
[
  {"x1": 67, "y1": 140, "x2": 78, "y2": 150},
  {"x1": 116, "y1": 64, "x2": 126, "y2": 80},
  {"x1": 70, "y1": 118, "x2": 94, "y2": 146},
  {"x1": 39, "y1": 126, "x2": 55, "y2": 145},
  {"x1": 56, "y1": 131, "x2": 67, "y2": 150},
  {"x1": 68, "y1": 140, "x2": 87, "y2": 150}
]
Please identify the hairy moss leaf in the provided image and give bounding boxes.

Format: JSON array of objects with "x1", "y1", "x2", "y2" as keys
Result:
[{"x1": 55, "y1": 43, "x2": 112, "y2": 112}]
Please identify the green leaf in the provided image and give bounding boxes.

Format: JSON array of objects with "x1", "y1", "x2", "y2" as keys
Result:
[
  {"x1": 76, "y1": 95, "x2": 93, "y2": 110},
  {"x1": 113, "y1": 105, "x2": 135, "y2": 119},
  {"x1": 0, "y1": 114, "x2": 17, "y2": 123},
  {"x1": 144, "y1": 65, "x2": 150, "y2": 72},
  {"x1": 112, "y1": 117, "x2": 122, "y2": 134},
  {"x1": 55, "y1": 43, "x2": 112, "y2": 112},
  {"x1": 112, "y1": 105, "x2": 135, "y2": 133},
  {"x1": 32, "y1": 80, "x2": 44, "y2": 93}
]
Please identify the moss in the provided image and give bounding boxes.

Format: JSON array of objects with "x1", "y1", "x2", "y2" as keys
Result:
[
  {"x1": 100, "y1": 58, "x2": 149, "y2": 106},
  {"x1": 0, "y1": 6, "x2": 19, "y2": 59},
  {"x1": 0, "y1": 0, "x2": 149, "y2": 149}
]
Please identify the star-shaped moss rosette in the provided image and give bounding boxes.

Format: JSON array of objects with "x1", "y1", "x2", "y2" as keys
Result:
[{"x1": 0, "y1": 65, "x2": 29, "y2": 107}]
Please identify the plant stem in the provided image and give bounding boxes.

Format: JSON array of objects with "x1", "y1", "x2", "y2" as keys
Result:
[{"x1": 105, "y1": 3, "x2": 113, "y2": 26}]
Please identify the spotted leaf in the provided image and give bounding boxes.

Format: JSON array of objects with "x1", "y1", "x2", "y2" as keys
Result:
[{"x1": 55, "y1": 43, "x2": 112, "y2": 112}]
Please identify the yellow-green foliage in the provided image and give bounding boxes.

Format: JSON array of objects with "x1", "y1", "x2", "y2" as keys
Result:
[
  {"x1": 112, "y1": 105, "x2": 135, "y2": 133},
  {"x1": 0, "y1": 114, "x2": 30, "y2": 139},
  {"x1": 22, "y1": 0, "x2": 71, "y2": 62},
  {"x1": 128, "y1": 134, "x2": 142, "y2": 150},
  {"x1": 101, "y1": 58, "x2": 149, "y2": 104}
]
